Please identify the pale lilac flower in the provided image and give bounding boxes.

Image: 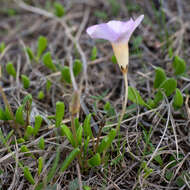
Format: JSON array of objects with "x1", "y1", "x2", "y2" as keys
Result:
[{"x1": 86, "y1": 15, "x2": 144, "y2": 71}]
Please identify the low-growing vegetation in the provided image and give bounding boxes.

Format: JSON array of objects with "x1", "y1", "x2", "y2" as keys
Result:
[{"x1": 0, "y1": 0, "x2": 190, "y2": 189}]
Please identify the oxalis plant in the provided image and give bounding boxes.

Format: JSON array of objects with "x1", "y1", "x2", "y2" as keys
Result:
[{"x1": 59, "y1": 15, "x2": 145, "y2": 171}]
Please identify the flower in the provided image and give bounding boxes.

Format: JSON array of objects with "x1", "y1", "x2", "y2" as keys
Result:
[{"x1": 86, "y1": 15, "x2": 144, "y2": 72}]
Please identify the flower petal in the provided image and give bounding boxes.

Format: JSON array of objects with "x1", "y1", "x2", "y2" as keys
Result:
[
  {"x1": 86, "y1": 23, "x2": 119, "y2": 42},
  {"x1": 107, "y1": 19, "x2": 134, "y2": 35},
  {"x1": 118, "y1": 15, "x2": 144, "y2": 43}
]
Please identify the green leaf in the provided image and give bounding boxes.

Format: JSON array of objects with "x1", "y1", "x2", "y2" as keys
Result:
[
  {"x1": 173, "y1": 56, "x2": 186, "y2": 75},
  {"x1": 54, "y1": 2, "x2": 65, "y2": 17},
  {"x1": 84, "y1": 136, "x2": 90, "y2": 157},
  {"x1": 60, "y1": 147, "x2": 80, "y2": 172},
  {"x1": 61, "y1": 66, "x2": 71, "y2": 83},
  {"x1": 111, "y1": 155, "x2": 123, "y2": 166},
  {"x1": 17, "y1": 138, "x2": 25, "y2": 144},
  {"x1": 55, "y1": 101, "x2": 65, "y2": 128},
  {"x1": 97, "y1": 129, "x2": 116, "y2": 153},
  {"x1": 176, "y1": 174, "x2": 186, "y2": 187},
  {"x1": 7, "y1": 8, "x2": 16, "y2": 16},
  {"x1": 4, "y1": 106, "x2": 13, "y2": 120},
  {"x1": 83, "y1": 186, "x2": 91, "y2": 190},
  {"x1": 47, "y1": 147, "x2": 60, "y2": 183},
  {"x1": 46, "y1": 79, "x2": 52, "y2": 92},
  {"x1": 83, "y1": 114, "x2": 93, "y2": 138},
  {"x1": 0, "y1": 108, "x2": 6, "y2": 120},
  {"x1": 154, "y1": 67, "x2": 166, "y2": 89},
  {"x1": 76, "y1": 125, "x2": 83, "y2": 145},
  {"x1": 21, "y1": 75, "x2": 30, "y2": 89},
  {"x1": 73, "y1": 59, "x2": 82, "y2": 76},
  {"x1": 15, "y1": 106, "x2": 25, "y2": 125},
  {"x1": 4, "y1": 130, "x2": 14, "y2": 144},
  {"x1": 35, "y1": 183, "x2": 44, "y2": 190},
  {"x1": 146, "y1": 98, "x2": 155, "y2": 108},
  {"x1": 37, "y1": 91, "x2": 45, "y2": 100},
  {"x1": 0, "y1": 129, "x2": 6, "y2": 145},
  {"x1": 38, "y1": 157, "x2": 43, "y2": 175},
  {"x1": 0, "y1": 169, "x2": 3, "y2": 175},
  {"x1": 88, "y1": 153, "x2": 101, "y2": 167},
  {"x1": 128, "y1": 86, "x2": 146, "y2": 106},
  {"x1": 38, "y1": 137, "x2": 45, "y2": 150},
  {"x1": 37, "y1": 36, "x2": 47, "y2": 58},
  {"x1": 154, "y1": 90, "x2": 163, "y2": 105},
  {"x1": 24, "y1": 125, "x2": 33, "y2": 140},
  {"x1": 104, "y1": 129, "x2": 117, "y2": 151},
  {"x1": 97, "y1": 136, "x2": 108, "y2": 153},
  {"x1": 23, "y1": 166, "x2": 35, "y2": 185},
  {"x1": 160, "y1": 78, "x2": 177, "y2": 96},
  {"x1": 111, "y1": 55, "x2": 117, "y2": 64},
  {"x1": 165, "y1": 170, "x2": 173, "y2": 181},
  {"x1": 0, "y1": 42, "x2": 5, "y2": 53},
  {"x1": 33, "y1": 115, "x2": 43, "y2": 136},
  {"x1": 173, "y1": 88, "x2": 183, "y2": 109},
  {"x1": 6, "y1": 62, "x2": 16, "y2": 78},
  {"x1": 26, "y1": 47, "x2": 35, "y2": 61},
  {"x1": 22, "y1": 94, "x2": 32, "y2": 106},
  {"x1": 74, "y1": 117, "x2": 80, "y2": 131},
  {"x1": 104, "y1": 101, "x2": 115, "y2": 116},
  {"x1": 91, "y1": 46, "x2": 97, "y2": 61},
  {"x1": 168, "y1": 47, "x2": 173, "y2": 58},
  {"x1": 42, "y1": 52, "x2": 56, "y2": 72},
  {"x1": 60, "y1": 124, "x2": 75, "y2": 147},
  {"x1": 0, "y1": 107, "x2": 12, "y2": 121},
  {"x1": 20, "y1": 145, "x2": 31, "y2": 156},
  {"x1": 140, "y1": 161, "x2": 153, "y2": 179},
  {"x1": 154, "y1": 154, "x2": 163, "y2": 166}
]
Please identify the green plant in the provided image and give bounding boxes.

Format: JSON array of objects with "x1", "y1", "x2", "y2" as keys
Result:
[
  {"x1": 38, "y1": 157, "x2": 43, "y2": 175},
  {"x1": 33, "y1": 115, "x2": 43, "y2": 136},
  {"x1": 38, "y1": 137, "x2": 45, "y2": 150},
  {"x1": 0, "y1": 42, "x2": 5, "y2": 53},
  {"x1": 25, "y1": 36, "x2": 47, "y2": 63},
  {"x1": 6, "y1": 62, "x2": 16, "y2": 78},
  {"x1": 172, "y1": 56, "x2": 186, "y2": 76},
  {"x1": 38, "y1": 91, "x2": 45, "y2": 100},
  {"x1": 73, "y1": 59, "x2": 82, "y2": 76},
  {"x1": 139, "y1": 161, "x2": 153, "y2": 180},
  {"x1": 61, "y1": 60, "x2": 82, "y2": 84},
  {"x1": 21, "y1": 74, "x2": 30, "y2": 89},
  {"x1": 37, "y1": 36, "x2": 47, "y2": 59},
  {"x1": 61, "y1": 66, "x2": 71, "y2": 83},
  {"x1": 54, "y1": 2, "x2": 65, "y2": 17},
  {"x1": 42, "y1": 52, "x2": 57, "y2": 72},
  {"x1": 128, "y1": 65, "x2": 184, "y2": 110},
  {"x1": 173, "y1": 88, "x2": 183, "y2": 109},
  {"x1": 91, "y1": 46, "x2": 97, "y2": 61}
]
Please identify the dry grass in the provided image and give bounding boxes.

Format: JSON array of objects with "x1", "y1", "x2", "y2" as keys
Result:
[{"x1": 0, "y1": 0, "x2": 190, "y2": 189}]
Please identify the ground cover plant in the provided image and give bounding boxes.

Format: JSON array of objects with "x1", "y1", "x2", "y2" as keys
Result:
[{"x1": 0, "y1": 0, "x2": 190, "y2": 189}]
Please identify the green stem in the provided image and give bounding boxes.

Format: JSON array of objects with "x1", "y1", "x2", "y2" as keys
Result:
[{"x1": 116, "y1": 70, "x2": 128, "y2": 132}]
